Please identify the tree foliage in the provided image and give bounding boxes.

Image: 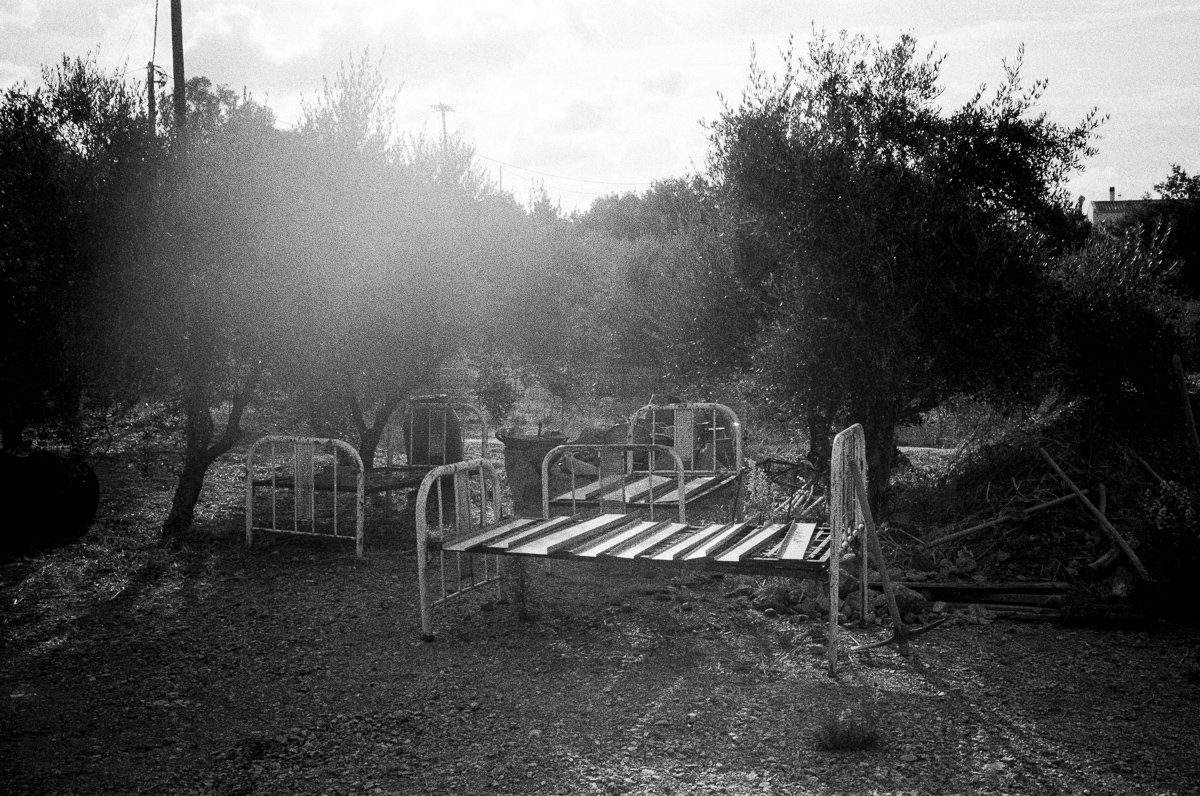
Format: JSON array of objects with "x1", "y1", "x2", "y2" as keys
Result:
[
  {"x1": 576, "y1": 176, "x2": 714, "y2": 240},
  {"x1": 284, "y1": 54, "x2": 503, "y2": 465},
  {"x1": 299, "y1": 49, "x2": 397, "y2": 157},
  {"x1": 0, "y1": 55, "x2": 153, "y2": 452},
  {"x1": 1154, "y1": 164, "x2": 1200, "y2": 201},
  {"x1": 1045, "y1": 226, "x2": 1185, "y2": 418},
  {"x1": 1114, "y1": 164, "x2": 1200, "y2": 297},
  {"x1": 707, "y1": 31, "x2": 1101, "y2": 507}
]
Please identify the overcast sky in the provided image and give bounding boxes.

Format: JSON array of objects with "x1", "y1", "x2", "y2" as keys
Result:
[{"x1": 3, "y1": 0, "x2": 1198, "y2": 215}]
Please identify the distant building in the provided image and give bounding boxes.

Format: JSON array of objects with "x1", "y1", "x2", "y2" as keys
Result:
[{"x1": 1090, "y1": 186, "x2": 1165, "y2": 226}]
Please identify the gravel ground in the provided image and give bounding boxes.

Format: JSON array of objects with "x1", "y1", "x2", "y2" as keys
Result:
[{"x1": 3, "y1": 456, "x2": 1200, "y2": 795}]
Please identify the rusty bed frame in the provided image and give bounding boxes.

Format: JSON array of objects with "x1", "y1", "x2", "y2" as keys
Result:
[
  {"x1": 243, "y1": 421, "x2": 914, "y2": 673},
  {"x1": 244, "y1": 397, "x2": 487, "y2": 557},
  {"x1": 547, "y1": 402, "x2": 745, "y2": 512},
  {"x1": 415, "y1": 424, "x2": 897, "y2": 673}
]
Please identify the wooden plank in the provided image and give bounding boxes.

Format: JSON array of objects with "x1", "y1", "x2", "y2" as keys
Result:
[
  {"x1": 543, "y1": 514, "x2": 640, "y2": 555},
  {"x1": 606, "y1": 522, "x2": 689, "y2": 560},
  {"x1": 552, "y1": 473, "x2": 676, "y2": 505},
  {"x1": 805, "y1": 527, "x2": 832, "y2": 562},
  {"x1": 619, "y1": 474, "x2": 671, "y2": 502},
  {"x1": 777, "y1": 522, "x2": 818, "y2": 561},
  {"x1": 685, "y1": 473, "x2": 737, "y2": 496},
  {"x1": 442, "y1": 518, "x2": 539, "y2": 552},
  {"x1": 595, "y1": 481, "x2": 635, "y2": 504},
  {"x1": 507, "y1": 514, "x2": 636, "y2": 557},
  {"x1": 550, "y1": 478, "x2": 608, "y2": 503},
  {"x1": 715, "y1": 523, "x2": 787, "y2": 563},
  {"x1": 650, "y1": 523, "x2": 730, "y2": 561},
  {"x1": 867, "y1": 580, "x2": 1071, "y2": 593},
  {"x1": 479, "y1": 515, "x2": 579, "y2": 551},
  {"x1": 682, "y1": 522, "x2": 750, "y2": 561},
  {"x1": 573, "y1": 520, "x2": 661, "y2": 558},
  {"x1": 654, "y1": 475, "x2": 718, "y2": 504}
]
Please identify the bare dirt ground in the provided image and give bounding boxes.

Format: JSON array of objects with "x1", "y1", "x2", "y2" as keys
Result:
[{"x1": 3, "y1": 453, "x2": 1200, "y2": 795}]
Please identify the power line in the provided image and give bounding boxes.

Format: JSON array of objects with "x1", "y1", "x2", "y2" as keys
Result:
[
  {"x1": 476, "y1": 153, "x2": 654, "y2": 187},
  {"x1": 151, "y1": 0, "x2": 160, "y2": 64},
  {"x1": 118, "y1": 0, "x2": 157, "y2": 79}
]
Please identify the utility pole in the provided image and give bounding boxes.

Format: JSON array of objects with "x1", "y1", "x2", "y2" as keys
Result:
[
  {"x1": 171, "y1": 0, "x2": 186, "y2": 129},
  {"x1": 146, "y1": 62, "x2": 157, "y2": 136},
  {"x1": 431, "y1": 103, "x2": 454, "y2": 149}
]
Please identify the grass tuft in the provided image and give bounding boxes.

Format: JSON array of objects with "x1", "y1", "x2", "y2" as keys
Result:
[{"x1": 813, "y1": 704, "x2": 883, "y2": 752}]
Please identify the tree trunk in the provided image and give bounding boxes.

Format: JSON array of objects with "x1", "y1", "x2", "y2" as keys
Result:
[
  {"x1": 806, "y1": 409, "x2": 833, "y2": 478},
  {"x1": 162, "y1": 452, "x2": 209, "y2": 538},
  {"x1": 347, "y1": 394, "x2": 401, "y2": 471},
  {"x1": 861, "y1": 415, "x2": 898, "y2": 521},
  {"x1": 161, "y1": 374, "x2": 256, "y2": 539}
]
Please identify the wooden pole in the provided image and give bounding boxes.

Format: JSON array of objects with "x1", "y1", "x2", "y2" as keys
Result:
[
  {"x1": 849, "y1": 460, "x2": 908, "y2": 645},
  {"x1": 1087, "y1": 484, "x2": 1120, "y2": 571},
  {"x1": 171, "y1": 0, "x2": 186, "y2": 129},
  {"x1": 1130, "y1": 450, "x2": 1167, "y2": 487},
  {"x1": 859, "y1": 523, "x2": 869, "y2": 628},
  {"x1": 146, "y1": 62, "x2": 156, "y2": 136},
  {"x1": 918, "y1": 490, "x2": 1088, "y2": 551},
  {"x1": 1038, "y1": 448, "x2": 1152, "y2": 581}
]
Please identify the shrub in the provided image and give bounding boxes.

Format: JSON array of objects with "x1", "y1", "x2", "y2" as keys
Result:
[
  {"x1": 1135, "y1": 480, "x2": 1200, "y2": 590},
  {"x1": 1046, "y1": 228, "x2": 1186, "y2": 422},
  {"x1": 813, "y1": 703, "x2": 883, "y2": 751},
  {"x1": 474, "y1": 360, "x2": 520, "y2": 425}
]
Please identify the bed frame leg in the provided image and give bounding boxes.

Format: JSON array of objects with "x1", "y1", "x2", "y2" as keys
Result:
[
  {"x1": 828, "y1": 519, "x2": 840, "y2": 676},
  {"x1": 417, "y1": 502, "x2": 435, "y2": 642}
]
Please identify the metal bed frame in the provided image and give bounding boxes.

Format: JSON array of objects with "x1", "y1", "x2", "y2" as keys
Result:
[
  {"x1": 547, "y1": 402, "x2": 745, "y2": 511},
  {"x1": 412, "y1": 424, "x2": 900, "y2": 674}
]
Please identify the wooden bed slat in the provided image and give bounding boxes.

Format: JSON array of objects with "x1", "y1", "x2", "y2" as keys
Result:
[
  {"x1": 682, "y1": 522, "x2": 750, "y2": 561},
  {"x1": 806, "y1": 528, "x2": 832, "y2": 562},
  {"x1": 617, "y1": 474, "x2": 671, "y2": 502},
  {"x1": 551, "y1": 479, "x2": 607, "y2": 503},
  {"x1": 442, "y1": 517, "x2": 539, "y2": 552},
  {"x1": 715, "y1": 523, "x2": 787, "y2": 563},
  {"x1": 650, "y1": 523, "x2": 729, "y2": 561},
  {"x1": 553, "y1": 473, "x2": 739, "y2": 507},
  {"x1": 605, "y1": 522, "x2": 689, "y2": 560},
  {"x1": 507, "y1": 514, "x2": 635, "y2": 557},
  {"x1": 574, "y1": 520, "x2": 661, "y2": 558},
  {"x1": 481, "y1": 515, "x2": 579, "y2": 551},
  {"x1": 653, "y1": 475, "x2": 719, "y2": 504},
  {"x1": 777, "y1": 522, "x2": 818, "y2": 561}
]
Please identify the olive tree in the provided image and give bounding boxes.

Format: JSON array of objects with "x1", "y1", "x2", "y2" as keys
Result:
[
  {"x1": 284, "y1": 51, "x2": 500, "y2": 466},
  {"x1": 0, "y1": 55, "x2": 153, "y2": 452},
  {"x1": 707, "y1": 32, "x2": 1101, "y2": 510},
  {"x1": 81, "y1": 71, "x2": 290, "y2": 538}
]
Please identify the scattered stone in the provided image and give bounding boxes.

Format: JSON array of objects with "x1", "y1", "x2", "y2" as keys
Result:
[
  {"x1": 891, "y1": 583, "x2": 931, "y2": 615},
  {"x1": 952, "y1": 548, "x2": 978, "y2": 575}
]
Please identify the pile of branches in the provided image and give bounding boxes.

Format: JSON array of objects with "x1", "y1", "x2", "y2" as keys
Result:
[{"x1": 889, "y1": 402, "x2": 1200, "y2": 608}]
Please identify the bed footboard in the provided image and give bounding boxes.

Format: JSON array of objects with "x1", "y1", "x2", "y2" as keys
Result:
[{"x1": 415, "y1": 458, "x2": 505, "y2": 641}]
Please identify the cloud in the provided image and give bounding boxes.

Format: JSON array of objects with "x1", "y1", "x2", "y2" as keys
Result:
[
  {"x1": 556, "y1": 98, "x2": 613, "y2": 134},
  {"x1": 190, "y1": 2, "x2": 348, "y2": 64},
  {"x1": 0, "y1": 0, "x2": 39, "y2": 28},
  {"x1": 0, "y1": 60, "x2": 35, "y2": 87},
  {"x1": 642, "y1": 70, "x2": 683, "y2": 97}
]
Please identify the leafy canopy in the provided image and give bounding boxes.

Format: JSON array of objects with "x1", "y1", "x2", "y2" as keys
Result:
[{"x1": 707, "y1": 31, "x2": 1101, "y2": 494}]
